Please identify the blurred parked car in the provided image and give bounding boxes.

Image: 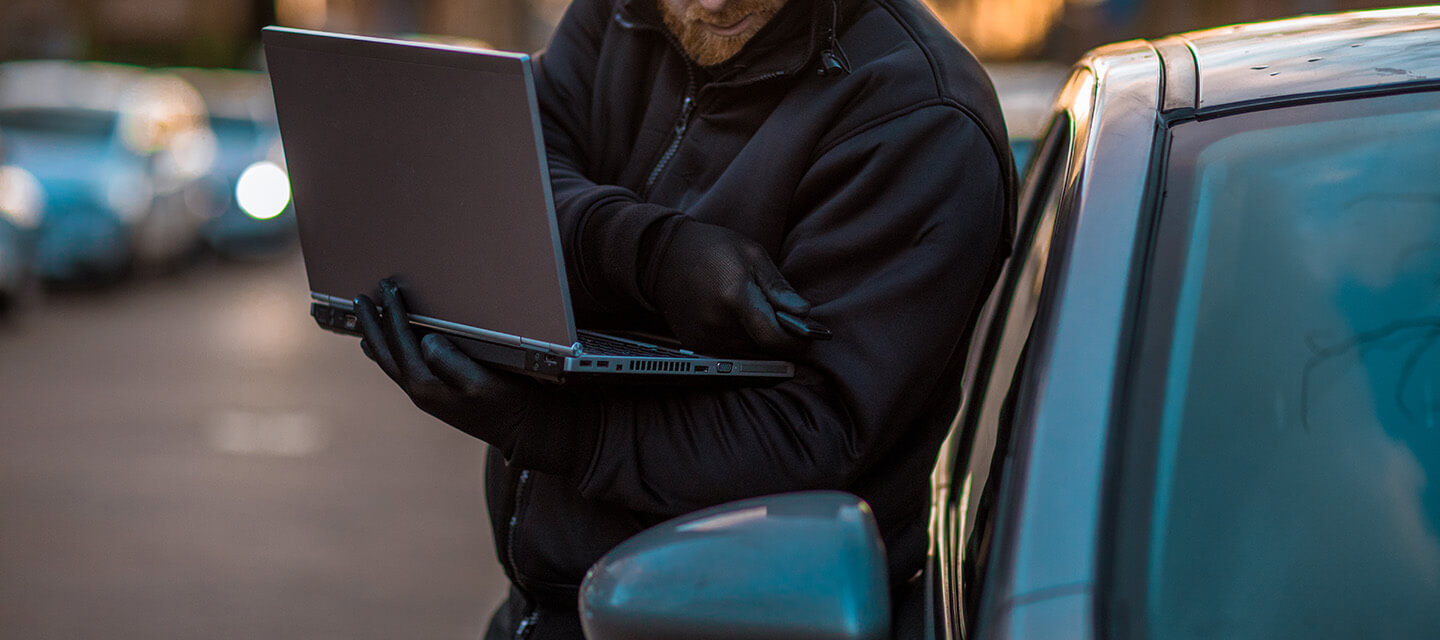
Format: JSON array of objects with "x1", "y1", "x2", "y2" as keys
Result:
[
  {"x1": 987, "y1": 63, "x2": 1068, "y2": 171},
  {"x1": 0, "y1": 133, "x2": 45, "y2": 311},
  {"x1": 168, "y1": 67, "x2": 295, "y2": 258},
  {"x1": 0, "y1": 61, "x2": 216, "y2": 282},
  {"x1": 577, "y1": 7, "x2": 1440, "y2": 640}
]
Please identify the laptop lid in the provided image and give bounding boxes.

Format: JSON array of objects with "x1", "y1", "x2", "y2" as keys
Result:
[{"x1": 263, "y1": 26, "x2": 577, "y2": 351}]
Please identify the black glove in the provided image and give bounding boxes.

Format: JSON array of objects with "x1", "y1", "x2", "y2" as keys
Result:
[
  {"x1": 354, "y1": 279, "x2": 594, "y2": 472},
  {"x1": 643, "y1": 217, "x2": 816, "y2": 356}
]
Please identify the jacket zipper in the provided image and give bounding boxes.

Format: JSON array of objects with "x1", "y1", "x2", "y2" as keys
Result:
[
  {"x1": 513, "y1": 609, "x2": 539, "y2": 639},
  {"x1": 642, "y1": 61, "x2": 698, "y2": 198},
  {"x1": 506, "y1": 469, "x2": 537, "y2": 639},
  {"x1": 506, "y1": 470, "x2": 532, "y2": 592}
]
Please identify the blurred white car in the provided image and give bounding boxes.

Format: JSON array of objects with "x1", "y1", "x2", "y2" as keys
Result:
[{"x1": 0, "y1": 61, "x2": 216, "y2": 281}]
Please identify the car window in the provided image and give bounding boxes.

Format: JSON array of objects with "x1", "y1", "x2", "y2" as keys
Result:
[
  {"x1": 1116, "y1": 89, "x2": 1440, "y2": 639},
  {"x1": 0, "y1": 109, "x2": 121, "y2": 181},
  {"x1": 954, "y1": 112, "x2": 1073, "y2": 626},
  {"x1": 0, "y1": 109, "x2": 118, "y2": 138}
]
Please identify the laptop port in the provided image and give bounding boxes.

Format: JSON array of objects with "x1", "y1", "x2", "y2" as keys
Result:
[
  {"x1": 695, "y1": 365, "x2": 708, "y2": 373},
  {"x1": 596, "y1": 361, "x2": 609, "y2": 368},
  {"x1": 579, "y1": 360, "x2": 592, "y2": 367}
]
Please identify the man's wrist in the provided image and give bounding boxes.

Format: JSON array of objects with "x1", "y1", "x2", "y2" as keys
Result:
[
  {"x1": 577, "y1": 199, "x2": 680, "y2": 311},
  {"x1": 635, "y1": 215, "x2": 687, "y2": 312}
]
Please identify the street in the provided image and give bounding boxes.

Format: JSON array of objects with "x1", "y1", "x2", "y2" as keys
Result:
[{"x1": 0, "y1": 253, "x2": 510, "y2": 638}]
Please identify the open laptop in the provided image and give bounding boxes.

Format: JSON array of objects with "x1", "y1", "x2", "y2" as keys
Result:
[{"x1": 262, "y1": 26, "x2": 796, "y2": 383}]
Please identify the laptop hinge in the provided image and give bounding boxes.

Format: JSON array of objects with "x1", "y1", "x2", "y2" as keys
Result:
[{"x1": 520, "y1": 337, "x2": 581, "y2": 357}]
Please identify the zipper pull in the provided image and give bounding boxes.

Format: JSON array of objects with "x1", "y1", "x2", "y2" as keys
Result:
[
  {"x1": 818, "y1": 1, "x2": 850, "y2": 77},
  {"x1": 674, "y1": 96, "x2": 695, "y2": 136},
  {"x1": 678, "y1": 96, "x2": 694, "y2": 129}
]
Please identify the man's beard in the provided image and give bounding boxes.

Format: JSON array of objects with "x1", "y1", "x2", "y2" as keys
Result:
[{"x1": 658, "y1": 0, "x2": 784, "y2": 66}]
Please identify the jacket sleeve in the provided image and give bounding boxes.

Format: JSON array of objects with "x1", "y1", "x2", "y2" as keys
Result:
[
  {"x1": 534, "y1": 0, "x2": 679, "y2": 315},
  {"x1": 511, "y1": 105, "x2": 1009, "y2": 516}
]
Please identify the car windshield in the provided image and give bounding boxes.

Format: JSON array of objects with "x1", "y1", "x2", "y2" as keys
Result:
[
  {"x1": 1122, "y1": 90, "x2": 1440, "y2": 639},
  {"x1": 0, "y1": 108, "x2": 118, "y2": 138},
  {"x1": 0, "y1": 109, "x2": 119, "y2": 183}
]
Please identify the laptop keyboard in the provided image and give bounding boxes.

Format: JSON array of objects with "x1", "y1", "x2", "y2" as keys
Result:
[{"x1": 578, "y1": 332, "x2": 689, "y2": 357}]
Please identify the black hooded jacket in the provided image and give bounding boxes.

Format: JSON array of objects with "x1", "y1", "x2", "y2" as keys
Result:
[{"x1": 486, "y1": 0, "x2": 1016, "y2": 607}]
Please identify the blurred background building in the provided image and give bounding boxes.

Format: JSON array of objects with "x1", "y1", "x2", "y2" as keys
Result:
[{"x1": 0, "y1": 0, "x2": 1428, "y2": 68}]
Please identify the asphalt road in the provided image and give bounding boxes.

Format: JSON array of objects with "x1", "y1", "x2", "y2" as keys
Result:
[{"x1": 0, "y1": 252, "x2": 510, "y2": 639}]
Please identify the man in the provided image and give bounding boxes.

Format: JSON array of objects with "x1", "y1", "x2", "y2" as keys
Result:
[{"x1": 355, "y1": 0, "x2": 1014, "y2": 633}]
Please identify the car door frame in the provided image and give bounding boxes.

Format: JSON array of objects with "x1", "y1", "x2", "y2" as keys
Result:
[
  {"x1": 928, "y1": 68, "x2": 1091, "y2": 640},
  {"x1": 930, "y1": 40, "x2": 1170, "y2": 640}
]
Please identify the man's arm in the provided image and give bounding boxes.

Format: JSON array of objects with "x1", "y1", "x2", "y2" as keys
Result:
[
  {"x1": 511, "y1": 108, "x2": 1008, "y2": 514},
  {"x1": 534, "y1": 0, "x2": 679, "y2": 316}
]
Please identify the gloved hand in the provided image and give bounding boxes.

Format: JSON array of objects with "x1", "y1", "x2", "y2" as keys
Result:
[
  {"x1": 353, "y1": 279, "x2": 585, "y2": 461},
  {"x1": 643, "y1": 217, "x2": 816, "y2": 356}
]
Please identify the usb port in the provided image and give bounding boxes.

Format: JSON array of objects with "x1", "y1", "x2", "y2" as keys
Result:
[
  {"x1": 695, "y1": 365, "x2": 708, "y2": 372},
  {"x1": 596, "y1": 361, "x2": 609, "y2": 368},
  {"x1": 579, "y1": 360, "x2": 592, "y2": 366}
]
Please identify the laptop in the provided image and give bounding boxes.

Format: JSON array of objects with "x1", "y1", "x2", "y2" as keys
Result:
[{"x1": 262, "y1": 26, "x2": 795, "y2": 383}]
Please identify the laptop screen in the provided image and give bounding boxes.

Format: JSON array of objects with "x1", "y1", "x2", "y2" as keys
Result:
[{"x1": 265, "y1": 28, "x2": 577, "y2": 349}]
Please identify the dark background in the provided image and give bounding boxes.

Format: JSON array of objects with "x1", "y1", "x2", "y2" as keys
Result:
[{"x1": 0, "y1": 0, "x2": 1427, "y2": 68}]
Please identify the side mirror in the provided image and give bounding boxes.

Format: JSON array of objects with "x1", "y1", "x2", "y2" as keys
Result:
[{"x1": 579, "y1": 491, "x2": 890, "y2": 640}]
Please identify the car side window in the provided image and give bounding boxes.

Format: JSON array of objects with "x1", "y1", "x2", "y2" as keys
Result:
[{"x1": 957, "y1": 114, "x2": 1073, "y2": 625}]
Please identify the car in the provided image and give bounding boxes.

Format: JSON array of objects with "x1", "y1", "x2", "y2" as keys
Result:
[
  {"x1": 0, "y1": 133, "x2": 45, "y2": 312},
  {"x1": 0, "y1": 61, "x2": 216, "y2": 282},
  {"x1": 574, "y1": 6, "x2": 1440, "y2": 640},
  {"x1": 168, "y1": 67, "x2": 296, "y2": 259}
]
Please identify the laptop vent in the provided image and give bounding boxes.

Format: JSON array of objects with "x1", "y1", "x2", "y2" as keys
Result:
[{"x1": 630, "y1": 360, "x2": 693, "y2": 373}]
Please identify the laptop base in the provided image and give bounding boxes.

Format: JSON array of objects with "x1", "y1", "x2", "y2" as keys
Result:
[{"x1": 312, "y1": 303, "x2": 792, "y2": 385}]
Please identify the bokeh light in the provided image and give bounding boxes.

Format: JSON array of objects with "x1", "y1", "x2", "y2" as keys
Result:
[{"x1": 235, "y1": 160, "x2": 290, "y2": 220}]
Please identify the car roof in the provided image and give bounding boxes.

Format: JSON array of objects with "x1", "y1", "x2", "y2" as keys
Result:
[
  {"x1": 0, "y1": 61, "x2": 147, "y2": 113},
  {"x1": 1155, "y1": 6, "x2": 1440, "y2": 112}
]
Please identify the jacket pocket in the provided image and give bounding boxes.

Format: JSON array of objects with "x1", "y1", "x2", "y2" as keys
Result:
[{"x1": 506, "y1": 469, "x2": 659, "y2": 605}]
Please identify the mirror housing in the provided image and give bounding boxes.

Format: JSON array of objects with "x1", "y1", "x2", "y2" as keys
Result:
[{"x1": 579, "y1": 491, "x2": 890, "y2": 640}]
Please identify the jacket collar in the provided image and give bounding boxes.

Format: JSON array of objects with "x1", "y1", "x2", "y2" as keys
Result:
[{"x1": 616, "y1": 0, "x2": 854, "y2": 85}]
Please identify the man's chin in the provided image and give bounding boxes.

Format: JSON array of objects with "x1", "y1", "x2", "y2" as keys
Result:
[{"x1": 681, "y1": 36, "x2": 749, "y2": 66}]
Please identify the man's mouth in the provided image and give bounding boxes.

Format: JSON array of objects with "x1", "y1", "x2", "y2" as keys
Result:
[{"x1": 701, "y1": 14, "x2": 757, "y2": 37}]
